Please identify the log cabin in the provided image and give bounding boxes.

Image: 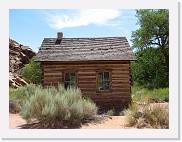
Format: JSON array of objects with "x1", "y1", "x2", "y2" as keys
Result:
[{"x1": 35, "y1": 32, "x2": 136, "y2": 109}]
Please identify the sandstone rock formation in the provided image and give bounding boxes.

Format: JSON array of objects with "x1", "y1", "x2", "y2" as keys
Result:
[{"x1": 9, "y1": 38, "x2": 36, "y2": 88}]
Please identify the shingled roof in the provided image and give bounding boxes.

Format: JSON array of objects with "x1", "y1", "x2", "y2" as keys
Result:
[{"x1": 35, "y1": 37, "x2": 136, "y2": 62}]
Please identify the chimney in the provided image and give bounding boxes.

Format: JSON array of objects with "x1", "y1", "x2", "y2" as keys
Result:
[{"x1": 57, "y1": 32, "x2": 63, "y2": 40}]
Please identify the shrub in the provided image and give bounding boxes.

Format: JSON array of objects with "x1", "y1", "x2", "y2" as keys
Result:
[
  {"x1": 9, "y1": 87, "x2": 28, "y2": 113},
  {"x1": 82, "y1": 98, "x2": 98, "y2": 119},
  {"x1": 9, "y1": 99, "x2": 21, "y2": 113},
  {"x1": 22, "y1": 56, "x2": 42, "y2": 84},
  {"x1": 123, "y1": 103, "x2": 139, "y2": 126},
  {"x1": 131, "y1": 47, "x2": 168, "y2": 89},
  {"x1": 106, "y1": 109, "x2": 115, "y2": 116},
  {"x1": 144, "y1": 105, "x2": 169, "y2": 129},
  {"x1": 16, "y1": 84, "x2": 39, "y2": 97},
  {"x1": 123, "y1": 103, "x2": 169, "y2": 129},
  {"x1": 119, "y1": 111, "x2": 125, "y2": 116},
  {"x1": 9, "y1": 84, "x2": 42, "y2": 113},
  {"x1": 20, "y1": 84, "x2": 98, "y2": 128},
  {"x1": 152, "y1": 88, "x2": 169, "y2": 102},
  {"x1": 132, "y1": 86, "x2": 169, "y2": 103}
]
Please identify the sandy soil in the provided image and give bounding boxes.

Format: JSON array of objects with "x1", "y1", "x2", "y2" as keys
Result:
[
  {"x1": 9, "y1": 113, "x2": 132, "y2": 129},
  {"x1": 9, "y1": 102, "x2": 168, "y2": 129},
  {"x1": 9, "y1": 113, "x2": 27, "y2": 129},
  {"x1": 81, "y1": 116, "x2": 133, "y2": 129}
]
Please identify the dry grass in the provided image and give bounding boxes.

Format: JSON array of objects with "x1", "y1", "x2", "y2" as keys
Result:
[{"x1": 123, "y1": 102, "x2": 169, "y2": 129}]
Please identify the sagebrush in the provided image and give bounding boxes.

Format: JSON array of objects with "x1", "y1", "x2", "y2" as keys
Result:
[
  {"x1": 20, "y1": 84, "x2": 98, "y2": 128},
  {"x1": 123, "y1": 103, "x2": 169, "y2": 129},
  {"x1": 9, "y1": 84, "x2": 38, "y2": 113}
]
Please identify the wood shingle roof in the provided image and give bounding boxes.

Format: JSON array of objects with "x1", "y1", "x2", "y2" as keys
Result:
[{"x1": 35, "y1": 37, "x2": 136, "y2": 61}]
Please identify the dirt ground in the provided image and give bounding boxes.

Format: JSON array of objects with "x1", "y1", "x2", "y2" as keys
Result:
[
  {"x1": 9, "y1": 102, "x2": 168, "y2": 129},
  {"x1": 9, "y1": 113, "x2": 132, "y2": 129},
  {"x1": 81, "y1": 116, "x2": 134, "y2": 129},
  {"x1": 9, "y1": 113, "x2": 27, "y2": 129}
]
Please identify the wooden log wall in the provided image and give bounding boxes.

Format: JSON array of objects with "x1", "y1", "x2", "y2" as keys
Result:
[{"x1": 41, "y1": 61, "x2": 131, "y2": 109}]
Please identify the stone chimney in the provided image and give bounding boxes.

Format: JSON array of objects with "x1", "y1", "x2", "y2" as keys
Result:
[{"x1": 57, "y1": 32, "x2": 63, "y2": 40}]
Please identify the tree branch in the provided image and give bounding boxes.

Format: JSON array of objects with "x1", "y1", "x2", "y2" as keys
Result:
[{"x1": 151, "y1": 41, "x2": 160, "y2": 46}]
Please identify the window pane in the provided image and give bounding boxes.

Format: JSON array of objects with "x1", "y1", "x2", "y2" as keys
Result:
[
  {"x1": 104, "y1": 72, "x2": 110, "y2": 81},
  {"x1": 104, "y1": 81, "x2": 110, "y2": 91},
  {"x1": 98, "y1": 72, "x2": 103, "y2": 91},
  {"x1": 98, "y1": 72, "x2": 103, "y2": 77},
  {"x1": 70, "y1": 73, "x2": 75, "y2": 77},
  {"x1": 64, "y1": 72, "x2": 76, "y2": 89},
  {"x1": 70, "y1": 75, "x2": 76, "y2": 82},
  {"x1": 70, "y1": 73, "x2": 76, "y2": 85},
  {"x1": 98, "y1": 72, "x2": 110, "y2": 91},
  {"x1": 65, "y1": 73, "x2": 70, "y2": 81},
  {"x1": 98, "y1": 83, "x2": 104, "y2": 91}
]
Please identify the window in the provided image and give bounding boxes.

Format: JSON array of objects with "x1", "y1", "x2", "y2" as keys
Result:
[
  {"x1": 64, "y1": 72, "x2": 76, "y2": 89},
  {"x1": 97, "y1": 72, "x2": 110, "y2": 91}
]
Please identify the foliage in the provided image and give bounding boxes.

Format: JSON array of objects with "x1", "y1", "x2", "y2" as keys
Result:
[
  {"x1": 123, "y1": 103, "x2": 139, "y2": 126},
  {"x1": 131, "y1": 47, "x2": 168, "y2": 89},
  {"x1": 9, "y1": 84, "x2": 40, "y2": 113},
  {"x1": 82, "y1": 98, "x2": 98, "y2": 119},
  {"x1": 22, "y1": 56, "x2": 42, "y2": 84},
  {"x1": 9, "y1": 96, "x2": 21, "y2": 113},
  {"x1": 119, "y1": 111, "x2": 125, "y2": 116},
  {"x1": 9, "y1": 87, "x2": 27, "y2": 113},
  {"x1": 131, "y1": 9, "x2": 169, "y2": 50},
  {"x1": 106, "y1": 109, "x2": 115, "y2": 116},
  {"x1": 123, "y1": 103, "x2": 169, "y2": 129},
  {"x1": 143, "y1": 105, "x2": 169, "y2": 129},
  {"x1": 131, "y1": 85, "x2": 169, "y2": 103},
  {"x1": 131, "y1": 9, "x2": 169, "y2": 69},
  {"x1": 16, "y1": 84, "x2": 39, "y2": 96},
  {"x1": 20, "y1": 84, "x2": 98, "y2": 128}
]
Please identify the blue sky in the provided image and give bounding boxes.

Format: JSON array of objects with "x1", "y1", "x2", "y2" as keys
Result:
[{"x1": 9, "y1": 9, "x2": 139, "y2": 52}]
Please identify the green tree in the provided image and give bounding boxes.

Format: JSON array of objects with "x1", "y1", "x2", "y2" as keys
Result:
[
  {"x1": 131, "y1": 9, "x2": 169, "y2": 70},
  {"x1": 131, "y1": 47, "x2": 168, "y2": 89},
  {"x1": 22, "y1": 56, "x2": 42, "y2": 84}
]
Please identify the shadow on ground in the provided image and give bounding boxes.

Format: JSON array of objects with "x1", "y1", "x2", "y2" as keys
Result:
[
  {"x1": 19, "y1": 122, "x2": 81, "y2": 129},
  {"x1": 98, "y1": 108, "x2": 124, "y2": 116},
  {"x1": 18, "y1": 115, "x2": 108, "y2": 129}
]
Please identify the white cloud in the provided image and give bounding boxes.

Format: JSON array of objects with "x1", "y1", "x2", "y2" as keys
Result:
[{"x1": 46, "y1": 9, "x2": 121, "y2": 29}]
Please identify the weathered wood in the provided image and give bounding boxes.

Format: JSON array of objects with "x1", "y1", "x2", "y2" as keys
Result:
[
  {"x1": 43, "y1": 77, "x2": 61, "y2": 82},
  {"x1": 112, "y1": 71, "x2": 129, "y2": 74},
  {"x1": 78, "y1": 78, "x2": 96, "y2": 81},
  {"x1": 77, "y1": 71, "x2": 96, "y2": 74},
  {"x1": 112, "y1": 85, "x2": 131, "y2": 89},
  {"x1": 78, "y1": 76, "x2": 96, "y2": 79},
  {"x1": 41, "y1": 60, "x2": 129, "y2": 65},
  {"x1": 78, "y1": 81, "x2": 96, "y2": 84},
  {"x1": 41, "y1": 60, "x2": 131, "y2": 109},
  {"x1": 78, "y1": 84, "x2": 96, "y2": 88},
  {"x1": 43, "y1": 72, "x2": 62, "y2": 76},
  {"x1": 112, "y1": 75, "x2": 130, "y2": 79},
  {"x1": 43, "y1": 64, "x2": 129, "y2": 68}
]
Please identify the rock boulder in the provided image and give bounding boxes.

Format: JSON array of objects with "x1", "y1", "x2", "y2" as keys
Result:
[{"x1": 9, "y1": 38, "x2": 36, "y2": 88}]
